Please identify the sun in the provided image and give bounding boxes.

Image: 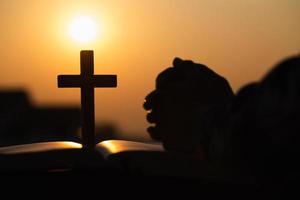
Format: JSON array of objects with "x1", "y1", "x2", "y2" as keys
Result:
[{"x1": 69, "y1": 16, "x2": 97, "y2": 43}]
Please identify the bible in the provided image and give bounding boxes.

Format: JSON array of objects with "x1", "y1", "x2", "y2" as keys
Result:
[
  {"x1": 0, "y1": 139, "x2": 223, "y2": 181},
  {"x1": 0, "y1": 140, "x2": 163, "y2": 172}
]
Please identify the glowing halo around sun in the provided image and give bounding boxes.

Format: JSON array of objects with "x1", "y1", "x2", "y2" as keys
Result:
[{"x1": 69, "y1": 16, "x2": 98, "y2": 43}]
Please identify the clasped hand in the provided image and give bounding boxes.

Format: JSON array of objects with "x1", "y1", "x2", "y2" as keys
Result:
[{"x1": 144, "y1": 58, "x2": 233, "y2": 154}]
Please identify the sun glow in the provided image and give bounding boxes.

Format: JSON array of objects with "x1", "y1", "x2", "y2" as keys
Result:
[{"x1": 69, "y1": 16, "x2": 97, "y2": 43}]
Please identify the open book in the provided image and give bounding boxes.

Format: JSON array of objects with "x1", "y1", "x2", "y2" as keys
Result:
[
  {"x1": 0, "y1": 140, "x2": 165, "y2": 173},
  {"x1": 0, "y1": 140, "x2": 223, "y2": 180},
  {"x1": 0, "y1": 140, "x2": 164, "y2": 157}
]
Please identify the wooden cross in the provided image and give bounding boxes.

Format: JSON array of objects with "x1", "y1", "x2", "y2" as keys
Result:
[{"x1": 58, "y1": 50, "x2": 117, "y2": 149}]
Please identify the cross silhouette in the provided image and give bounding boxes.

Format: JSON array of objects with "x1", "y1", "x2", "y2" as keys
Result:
[{"x1": 58, "y1": 50, "x2": 117, "y2": 149}]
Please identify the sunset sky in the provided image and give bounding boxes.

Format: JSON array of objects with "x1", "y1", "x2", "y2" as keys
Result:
[{"x1": 0, "y1": 0, "x2": 299, "y2": 140}]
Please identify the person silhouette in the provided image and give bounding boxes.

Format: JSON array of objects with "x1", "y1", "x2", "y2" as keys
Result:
[{"x1": 144, "y1": 56, "x2": 300, "y2": 187}]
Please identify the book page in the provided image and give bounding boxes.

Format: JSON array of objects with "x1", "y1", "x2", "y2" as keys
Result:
[
  {"x1": 0, "y1": 141, "x2": 82, "y2": 155},
  {"x1": 95, "y1": 140, "x2": 164, "y2": 159}
]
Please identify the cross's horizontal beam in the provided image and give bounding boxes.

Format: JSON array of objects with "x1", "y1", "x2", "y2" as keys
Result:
[{"x1": 58, "y1": 75, "x2": 117, "y2": 88}]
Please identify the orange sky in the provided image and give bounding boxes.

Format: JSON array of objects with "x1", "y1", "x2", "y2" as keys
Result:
[{"x1": 0, "y1": 0, "x2": 299, "y2": 140}]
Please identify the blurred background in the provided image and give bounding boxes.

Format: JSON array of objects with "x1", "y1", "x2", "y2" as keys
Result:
[{"x1": 0, "y1": 0, "x2": 299, "y2": 145}]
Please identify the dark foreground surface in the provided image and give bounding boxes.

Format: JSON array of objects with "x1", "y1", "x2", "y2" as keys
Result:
[{"x1": 1, "y1": 169, "x2": 299, "y2": 200}]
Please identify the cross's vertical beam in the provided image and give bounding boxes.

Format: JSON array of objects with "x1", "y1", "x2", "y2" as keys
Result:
[
  {"x1": 80, "y1": 50, "x2": 95, "y2": 148},
  {"x1": 81, "y1": 50, "x2": 94, "y2": 76}
]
